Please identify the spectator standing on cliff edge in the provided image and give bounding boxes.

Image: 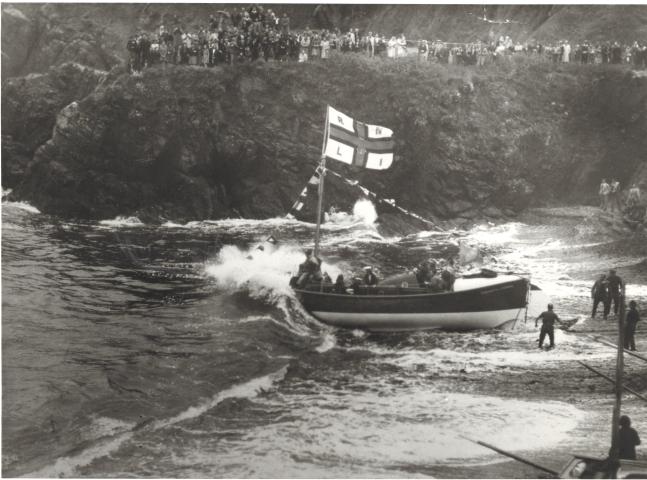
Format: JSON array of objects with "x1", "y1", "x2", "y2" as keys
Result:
[{"x1": 609, "y1": 178, "x2": 620, "y2": 212}]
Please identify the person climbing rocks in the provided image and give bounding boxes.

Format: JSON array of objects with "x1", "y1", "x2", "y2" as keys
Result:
[
  {"x1": 625, "y1": 300, "x2": 641, "y2": 351},
  {"x1": 618, "y1": 415, "x2": 641, "y2": 460},
  {"x1": 535, "y1": 303, "x2": 561, "y2": 349},
  {"x1": 606, "y1": 269, "x2": 624, "y2": 317},
  {"x1": 591, "y1": 274, "x2": 610, "y2": 320}
]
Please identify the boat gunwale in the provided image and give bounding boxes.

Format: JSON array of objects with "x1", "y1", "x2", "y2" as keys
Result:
[{"x1": 293, "y1": 276, "x2": 528, "y2": 300}]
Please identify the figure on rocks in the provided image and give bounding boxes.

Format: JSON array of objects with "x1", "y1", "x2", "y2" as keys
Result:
[{"x1": 599, "y1": 178, "x2": 611, "y2": 211}]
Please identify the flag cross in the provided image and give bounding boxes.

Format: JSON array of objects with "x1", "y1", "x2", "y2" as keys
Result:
[{"x1": 328, "y1": 120, "x2": 393, "y2": 167}]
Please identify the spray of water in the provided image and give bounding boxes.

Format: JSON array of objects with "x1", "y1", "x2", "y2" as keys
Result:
[{"x1": 352, "y1": 198, "x2": 378, "y2": 225}]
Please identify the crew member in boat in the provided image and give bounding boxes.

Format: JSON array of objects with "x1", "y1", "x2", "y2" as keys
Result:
[
  {"x1": 293, "y1": 249, "x2": 322, "y2": 287},
  {"x1": 441, "y1": 268, "x2": 456, "y2": 292},
  {"x1": 363, "y1": 266, "x2": 379, "y2": 286},
  {"x1": 618, "y1": 415, "x2": 641, "y2": 460},
  {"x1": 535, "y1": 303, "x2": 561, "y2": 349},
  {"x1": 415, "y1": 260, "x2": 433, "y2": 287},
  {"x1": 333, "y1": 274, "x2": 346, "y2": 294}
]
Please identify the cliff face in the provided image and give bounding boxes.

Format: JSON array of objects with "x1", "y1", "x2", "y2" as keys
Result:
[
  {"x1": 3, "y1": 56, "x2": 646, "y2": 223},
  {"x1": 1, "y1": 63, "x2": 107, "y2": 187}
]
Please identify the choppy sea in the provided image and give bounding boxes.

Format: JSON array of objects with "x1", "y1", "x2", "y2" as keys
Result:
[{"x1": 2, "y1": 198, "x2": 646, "y2": 477}]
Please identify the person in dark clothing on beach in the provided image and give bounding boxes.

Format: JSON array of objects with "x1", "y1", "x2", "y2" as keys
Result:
[
  {"x1": 591, "y1": 274, "x2": 610, "y2": 319},
  {"x1": 535, "y1": 303, "x2": 561, "y2": 349},
  {"x1": 625, "y1": 300, "x2": 641, "y2": 351},
  {"x1": 606, "y1": 269, "x2": 624, "y2": 316},
  {"x1": 618, "y1": 415, "x2": 641, "y2": 460}
]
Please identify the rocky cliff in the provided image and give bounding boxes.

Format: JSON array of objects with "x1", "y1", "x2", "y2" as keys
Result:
[{"x1": 2, "y1": 56, "x2": 646, "y2": 224}]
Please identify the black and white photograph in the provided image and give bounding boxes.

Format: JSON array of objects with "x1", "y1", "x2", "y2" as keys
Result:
[{"x1": 2, "y1": 2, "x2": 647, "y2": 478}]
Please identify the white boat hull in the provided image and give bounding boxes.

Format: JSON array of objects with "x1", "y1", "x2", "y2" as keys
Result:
[{"x1": 312, "y1": 307, "x2": 525, "y2": 332}]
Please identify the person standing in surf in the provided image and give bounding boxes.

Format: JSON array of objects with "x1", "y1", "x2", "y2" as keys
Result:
[
  {"x1": 606, "y1": 269, "x2": 624, "y2": 317},
  {"x1": 535, "y1": 303, "x2": 561, "y2": 349},
  {"x1": 591, "y1": 274, "x2": 610, "y2": 320},
  {"x1": 625, "y1": 300, "x2": 641, "y2": 351}
]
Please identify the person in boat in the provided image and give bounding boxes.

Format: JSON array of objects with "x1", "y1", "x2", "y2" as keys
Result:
[
  {"x1": 625, "y1": 300, "x2": 641, "y2": 351},
  {"x1": 333, "y1": 274, "x2": 346, "y2": 294},
  {"x1": 535, "y1": 303, "x2": 561, "y2": 349},
  {"x1": 591, "y1": 274, "x2": 610, "y2": 320},
  {"x1": 322, "y1": 272, "x2": 332, "y2": 284},
  {"x1": 606, "y1": 269, "x2": 624, "y2": 317},
  {"x1": 350, "y1": 277, "x2": 362, "y2": 294},
  {"x1": 441, "y1": 268, "x2": 455, "y2": 292},
  {"x1": 294, "y1": 249, "x2": 322, "y2": 287},
  {"x1": 415, "y1": 260, "x2": 434, "y2": 287},
  {"x1": 618, "y1": 415, "x2": 641, "y2": 460},
  {"x1": 363, "y1": 266, "x2": 379, "y2": 286}
]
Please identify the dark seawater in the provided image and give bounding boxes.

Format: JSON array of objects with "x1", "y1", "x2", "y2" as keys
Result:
[{"x1": 2, "y1": 200, "x2": 646, "y2": 478}]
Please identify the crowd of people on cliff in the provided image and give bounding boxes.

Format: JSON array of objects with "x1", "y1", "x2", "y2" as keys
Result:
[{"x1": 125, "y1": 5, "x2": 647, "y2": 73}]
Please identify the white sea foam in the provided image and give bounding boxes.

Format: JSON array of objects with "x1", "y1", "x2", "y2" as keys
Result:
[
  {"x1": 315, "y1": 332, "x2": 338, "y2": 353},
  {"x1": 2, "y1": 200, "x2": 41, "y2": 214},
  {"x1": 239, "y1": 389, "x2": 587, "y2": 469},
  {"x1": 98, "y1": 216, "x2": 145, "y2": 227},
  {"x1": 161, "y1": 220, "x2": 185, "y2": 228},
  {"x1": 467, "y1": 222, "x2": 524, "y2": 246},
  {"x1": 28, "y1": 367, "x2": 289, "y2": 478},
  {"x1": 153, "y1": 365, "x2": 288, "y2": 429},
  {"x1": 203, "y1": 243, "x2": 341, "y2": 300}
]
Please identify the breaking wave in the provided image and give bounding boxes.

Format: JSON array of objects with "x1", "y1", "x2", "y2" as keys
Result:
[
  {"x1": 98, "y1": 215, "x2": 145, "y2": 227},
  {"x1": 28, "y1": 366, "x2": 289, "y2": 478}
]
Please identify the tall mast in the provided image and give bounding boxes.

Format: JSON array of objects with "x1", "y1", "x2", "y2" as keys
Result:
[
  {"x1": 314, "y1": 107, "x2": 329, "y2": 258},
  {"x1": 609, "y1": 282, "x2": 626, "y2": 472}
]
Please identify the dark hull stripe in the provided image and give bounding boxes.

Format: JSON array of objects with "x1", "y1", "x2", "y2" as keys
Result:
[{"x1": 295, "y1": 278, "x2": 528, "y2": 315}]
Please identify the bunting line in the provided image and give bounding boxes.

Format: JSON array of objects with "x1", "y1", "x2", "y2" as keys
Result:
[{"x1": 285, "y1": 166, "x2": 444, "y2": 231}]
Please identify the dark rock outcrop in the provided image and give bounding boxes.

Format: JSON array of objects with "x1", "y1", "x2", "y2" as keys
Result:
[
  {"x1": 2, "y1": 56, "x2": 646, "y2": 223},
  {"x1": 1, "y1": 62, "x2": 107, "y2": 186}
]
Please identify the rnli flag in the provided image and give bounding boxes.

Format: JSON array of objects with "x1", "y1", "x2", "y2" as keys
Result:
[{"x1": 323, "y1": 106, "x2": 395, "y2": 170}]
